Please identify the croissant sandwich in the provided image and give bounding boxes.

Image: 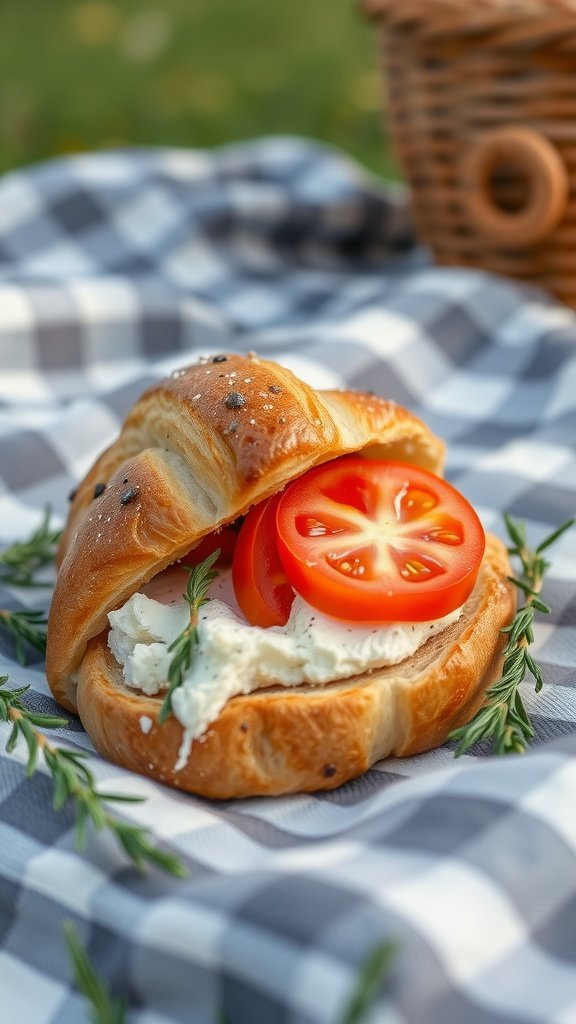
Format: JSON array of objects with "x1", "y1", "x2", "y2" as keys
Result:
[{"x1": 46, "y1": 353, "x2": 515, "y2": 798}]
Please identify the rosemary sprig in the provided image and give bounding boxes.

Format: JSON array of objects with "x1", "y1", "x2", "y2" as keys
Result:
[
  {"x1": 0, "y1": 678, "x2": 186, "y2": 877},
  {"x1": 339, "y1": 941, "x2": 397, "y2": 1024},
  {"x1": 0, "y1": 506, "x2": 61, "y2": 587},
  {"x1": 0, "y1": 608, "x2": 48, "y2": 664},
  {"x1": 450, "y1": 514, "x2": 575, "y2": 757},
  {"x1": 64, "y1": 922, "x2": 127, "y2": 1024},
  {"x1": 158, "y1": 548, "x2": 220, "y2": 724},
  {"x1": 0, "y1": 508, "x2": 59, "y2": 662}
]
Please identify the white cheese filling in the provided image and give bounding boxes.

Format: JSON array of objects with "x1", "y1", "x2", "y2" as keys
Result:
[{"x1": 107, "y1": 569, "x2": 462, "y2": 770}]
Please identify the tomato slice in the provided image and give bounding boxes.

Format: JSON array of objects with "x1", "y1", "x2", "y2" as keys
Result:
[
  {"x1": 232, "y1": 493, "x2": 294, "y2": 627},
  {"x1": 182, "y1": 525, "x2": 238, "y2": 568},
  {"x1": 275, "y1": 458, "x2": 485, "y2": 622}
]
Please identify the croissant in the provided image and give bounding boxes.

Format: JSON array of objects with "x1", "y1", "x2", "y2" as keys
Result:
[{"x1": 46, "y1": 352, "x2": 514, "y2": 797}]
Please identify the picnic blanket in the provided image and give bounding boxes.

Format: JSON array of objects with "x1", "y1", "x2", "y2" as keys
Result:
[{"x1": 1, "y1": 137, "x2": 576, "y2": 1024}]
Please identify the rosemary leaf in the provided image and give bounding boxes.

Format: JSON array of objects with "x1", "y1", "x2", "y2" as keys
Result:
[
  {"x1": 339, "y1": 940, "x2": 397, "y2": 1024},
  {"x1": 0, "y1": 506, "x2": 61, "y2": 587},
  {"x1": 507, "y1": 576, "x2": 539, "y2": 598},
  {"x1": 535, "y1": 517, "x2": 575, "y2": 554},
  {"x1": 524, "y1": 651, "x2": 543, "y2": 691},
  {"x1": 0, "y1": 680, "x2": 186, "y2": 878},
  {"x1": 450, "y1": 515, "x2": 574, "y2": 758},
  {"x1": 158, "y1": 548, "x2": 220, "y2": 724},
  {"x1": 6, "y1": 723, "x2": 19, "y2": 754},
  {"x1": 95, "y1": 792, "x2": 146, "y2": 804},
  {"x1": 503, "y1": 512, "x2": 525, "y2": 551},
  {"x1": 75, "y1": 799, "x2": 90, "y2": 850},
  {"x1": 64, "y1": 921, "x2": 127, "y2": 1024},
  {"x1": 27, "y1": 710, "x2": 71, "y2": 728}
]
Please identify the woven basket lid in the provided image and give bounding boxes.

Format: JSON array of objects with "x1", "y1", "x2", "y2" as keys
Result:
[
  {"x1": 362, "y1": 0, "x2": 576, "y2": 35},
  {"x1": 364, "y1": 0, "x2": 576, "y2": 14}
]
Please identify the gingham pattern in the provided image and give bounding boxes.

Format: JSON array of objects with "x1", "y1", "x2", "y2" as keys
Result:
[{"x1": 1, "y1": 138, "x2": 576, "y2": 1024}]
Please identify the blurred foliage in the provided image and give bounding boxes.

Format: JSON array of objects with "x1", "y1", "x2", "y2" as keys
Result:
[{"x1": 0, "y1": 0, "x2": 399, "y2": 178}]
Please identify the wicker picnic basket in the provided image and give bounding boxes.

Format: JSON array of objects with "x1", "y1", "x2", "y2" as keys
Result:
[{"x1": 363, "y1": 0, "x2": 576, "y2": 307}]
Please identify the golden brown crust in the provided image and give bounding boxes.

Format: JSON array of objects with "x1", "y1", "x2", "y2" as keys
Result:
[
  {"x1": 47, "y1": 353, "x2": 445, "y2": 709},
  {"x1": 76, "y1": 534, "x2": 515, "y2": 799}
]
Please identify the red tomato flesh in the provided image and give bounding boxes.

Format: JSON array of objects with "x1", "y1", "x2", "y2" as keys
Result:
[
  {"x1": 275, "y1": 458, "x2": 485, "y2": 622},
  {"x1": 232, "y1": 493, "x2": 294, "y2": 627},
  {"x1": 182, "y1": 525, "x2": 238, "y2": 568}
]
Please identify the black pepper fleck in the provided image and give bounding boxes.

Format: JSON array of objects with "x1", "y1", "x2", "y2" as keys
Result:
[
  {"x1": 122, "y1": 477, "x2": 129, "y2": 484},
  {"x1": 225, "y1": 392, "x2": 246, "y2": 410},
  {"x1": 240, "y1": 722, "x2": 249, "y2": 733},
  {"x1": 120, "y1": 486, "x2": 139, "y2": 506},
  {"x1": 68, "y1": 488, "x2": 77, "y2": 502},
  {"x1": 213, "y1": 354, "x2": 228, "y2": 363},
  {"x1": 93, "y1": 482, "x2": 106, "y2": 499},
  {"x1": 269, "y1": 384, "x2": 282, "y2": 394},
  {"x1": 323, "y1": 764, "x2": 337, "y2": 778}
]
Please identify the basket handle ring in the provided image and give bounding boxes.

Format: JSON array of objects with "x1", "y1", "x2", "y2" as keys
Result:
[{"x1": 461, "y1": 126, "x2": 569, "y2": 248}]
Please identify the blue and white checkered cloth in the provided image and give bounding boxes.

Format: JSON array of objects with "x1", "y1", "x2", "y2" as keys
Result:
[{"x1": 1, "y1": 137, "x2": 576, "y2": 1024}]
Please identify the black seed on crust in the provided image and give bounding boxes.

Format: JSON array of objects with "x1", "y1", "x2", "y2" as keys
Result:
[
  {"x1": 323, "y1": 764, "x2": 337, "y2": 778},
  {"x1": 240, "y1": 722, "x2": 249, "y2": 733},
  {"x1": 120, "y1": 486, "x2": 140, "y2": 506},
  {"x1": 93, "y1": 482, "x2": 106, "y2": 499},
  {"x1": 213, "y1": 354, "x2": 228, "y2": 363},
  {"x1": 269, "y1": 385, "x2": 282, "y2": 394},
  {"x1": 228, "y1": 421, "x2": 239, "y2": 432},
  {"x1": 224, "y1": 392, "x2": 246, "y2": 410}
]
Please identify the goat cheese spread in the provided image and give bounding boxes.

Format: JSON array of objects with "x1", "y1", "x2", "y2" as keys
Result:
[{"x1": 108, "y1": 569, "x2": 462, "y2": 770}]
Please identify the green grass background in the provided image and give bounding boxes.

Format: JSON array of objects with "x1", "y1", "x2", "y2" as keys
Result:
[{"x1": 1, "y1": 0, "x2": 398, "y2": 178}]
